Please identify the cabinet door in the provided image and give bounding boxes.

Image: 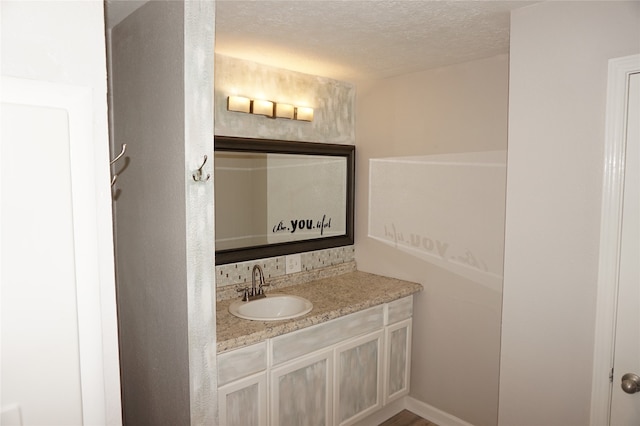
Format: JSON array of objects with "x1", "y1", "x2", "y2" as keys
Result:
[
  {"x1": 384, "y1": 319, "x2": 412, "y2": 404},
  {"x1": 218, "y1": 372, "x2": 267, "y2": 426},
  {"x1": 334, "y1": 330, "x2": 384, "y2": 426},
  {"x1": 271, "y1": 349, "x2": 333, "y2": 426}
]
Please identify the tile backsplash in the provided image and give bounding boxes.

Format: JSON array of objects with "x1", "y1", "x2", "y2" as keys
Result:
[
  {"x1": 300, "y1": 245, "x2": 355, "y2": 271},
  {"x1": 215, "y1": 256, "x2": 286, "y2": 288},
  {"x1": 215, "y1": 245, "x2": 355, "y2": 300}
]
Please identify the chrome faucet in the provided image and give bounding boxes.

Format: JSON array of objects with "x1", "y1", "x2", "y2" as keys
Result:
[
  {"x1": 238, "y1": 264, "x2": 269, "y2": 301},
  {"x1": 252, "y1": 264, "x2": 266, "y2": 297}
]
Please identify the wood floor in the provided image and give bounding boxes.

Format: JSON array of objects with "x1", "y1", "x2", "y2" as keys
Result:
[{"x1": 378, "y1": 409, "x2": 439, "y2": 426}]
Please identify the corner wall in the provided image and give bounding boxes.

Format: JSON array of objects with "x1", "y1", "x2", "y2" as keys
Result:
[
  {"x1": 355, "y1": 55, "x2": 509, "y2": 426},
  {"x1": 109, "y1": 2, "x2": 216, "y2": 424},
  {"x1": 499, "y1": 2, "x2": 640, "y2": 425},
  {"x1": 111, "y1": 4, "x2": 189, "y2": 422}
]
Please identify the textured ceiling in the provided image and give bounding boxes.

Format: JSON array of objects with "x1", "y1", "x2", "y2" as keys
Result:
[
  {"x1": 106, "y1": 0, "x2": 533, "y2": 85},
  {"x1": 215, "y1": 1, "x2": 532, "y2": 84}
]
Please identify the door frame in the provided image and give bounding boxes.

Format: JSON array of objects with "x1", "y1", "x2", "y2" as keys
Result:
[{"x1": 590, "y1": 54, "x2": 640, "y2": 426}]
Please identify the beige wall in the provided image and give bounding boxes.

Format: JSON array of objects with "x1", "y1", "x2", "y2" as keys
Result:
[
  {"x1": 356, "y1": 54, "x2": 509, "y2": 426},
  {"x1": 499, "y1": 2, "x2": 640, "y2": 425}
]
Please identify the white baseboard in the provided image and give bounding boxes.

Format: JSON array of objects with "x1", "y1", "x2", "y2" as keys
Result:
[
  {"x1": 352, "y1": 398, "x2": 406, "y2": 426},
  {"x1": 405, "y1": 397, "x2": 475, "y2": 426},
  {"x1": 352, "y1": 396, "x2": 473, "y2": 426}
]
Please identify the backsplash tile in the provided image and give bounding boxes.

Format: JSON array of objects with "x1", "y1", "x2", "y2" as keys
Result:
[
  {"x1": 301, "y1": 245, "x2": 355, "y2": 271},
  {"x1": 215, "y1": 256, "x2": 286, "y2": 288},
  {"x1": 215, "y1": 245, "x2": 355, "y2": 301}
]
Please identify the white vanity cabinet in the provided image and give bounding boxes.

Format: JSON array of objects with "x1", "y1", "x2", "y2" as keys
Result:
[
  {"x1": 218, "y1": 342, "x2": 268, "y2": 426},
  {"x1": 217, "y1": 295, "x2": 414, "y2": 426},
  {"x1": 270, "y1": 304, "x2": 384, "y2": 426}
]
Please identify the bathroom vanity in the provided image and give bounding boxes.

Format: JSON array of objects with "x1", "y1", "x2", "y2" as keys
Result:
[{"x1": 216, "y1": 270, "x2": 422, "y2": 426}]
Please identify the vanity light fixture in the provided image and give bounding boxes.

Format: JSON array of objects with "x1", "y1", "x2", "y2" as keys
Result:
[
  {"x1": 227, "y1": 95, "x2": 251, "y2": 113},
  {"x1": 295, "y1": 106, "x2": 314, "y2": 122},
  {"x1": 251, "y1": 99, "x2": 275, "y2": 117},
  {"x1": 275, "y1": 103, "x2": 295, "y2": 119},
  {"x1": 226, "y1": 94, "x2": 313, "y2": 122}
]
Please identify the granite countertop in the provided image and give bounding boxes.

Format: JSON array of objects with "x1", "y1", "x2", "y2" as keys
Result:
[{"x1": 216, "y1": 270, "x2": 423, "y2": 353}]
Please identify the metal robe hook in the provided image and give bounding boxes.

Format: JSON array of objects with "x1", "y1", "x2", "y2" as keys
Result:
[
  {"x1": 192, "y1": 155, "x2": 211, "y2": 182},
  {"x1": 110, "y1": 144, "x2": 127, "y2": 186},
  {"x1": 110, "y1": 144, "x2": 127, "y2": 165}
]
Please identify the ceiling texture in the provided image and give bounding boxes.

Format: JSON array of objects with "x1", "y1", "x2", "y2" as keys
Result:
[{"x1": 106, "y1": 0, "x2": 533, "y2": 85}]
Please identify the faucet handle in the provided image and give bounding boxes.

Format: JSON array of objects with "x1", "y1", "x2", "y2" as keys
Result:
[
  {"x1": 257, "y1": 281, "x2": 270, "y2": 295},
  {"x1": 236, "y1": 287, "x2": 250, "y2": 301}
]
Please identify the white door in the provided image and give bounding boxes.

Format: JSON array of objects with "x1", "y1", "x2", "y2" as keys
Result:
[
  {"x1": 1, "y1": 82, "x2": 84, "y2": 426},
  {"x1": 1, "y1": 76, "x2": 120, "y2": 426},
  {"x1": 1, "y1": 2, "x2": 122, "y2": 423},
  {"x1": 610, "y1": 71, "x2": 640, "y2": 426}
]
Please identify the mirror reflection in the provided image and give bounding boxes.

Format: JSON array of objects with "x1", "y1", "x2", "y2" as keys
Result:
[
  {"x1": 215, "y1": 152, "x2": 347, "y2": 250},
  {"x1": 214, "y1": 136, "x2": 355, "y2": 265}
]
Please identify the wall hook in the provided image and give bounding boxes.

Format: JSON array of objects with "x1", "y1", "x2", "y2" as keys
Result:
[
  {"x1": 193, "y1": 155, "x2": 211, "y2": 182},
  {"x1": 110, "y1": 144, "x2": 127, "y2": 165},
  {"x1": 110, "y1": 144, "x2": 127, "y2": 186}
]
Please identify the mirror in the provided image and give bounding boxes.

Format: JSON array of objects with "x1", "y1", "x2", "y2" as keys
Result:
[{"x1": 214, "y1": 136, "x2": 355, "y2": 265}]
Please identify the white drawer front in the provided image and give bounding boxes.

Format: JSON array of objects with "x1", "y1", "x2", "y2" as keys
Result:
[
  {"x1": 386, "y1": 295, "x2": 413, "y2": 325},
  {"x1": 218, "y1": 341, "x2": 267, "y2": 386},
  {"x1": 272, "y1": 305, "x2": 384, "y2": 366}
]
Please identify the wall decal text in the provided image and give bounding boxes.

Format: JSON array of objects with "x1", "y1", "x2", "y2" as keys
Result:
[{"x1": 273, "y1": 214, "x2": 332, "y2": 235}]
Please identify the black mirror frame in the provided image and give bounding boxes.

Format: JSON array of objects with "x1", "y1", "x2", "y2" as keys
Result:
[{"x1": 214, "y1": 135, "x2": 355, "y2": 265}]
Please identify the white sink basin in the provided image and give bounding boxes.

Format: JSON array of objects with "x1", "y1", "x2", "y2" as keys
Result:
[{"x1": 229, "y1": 294, "x2": 313, "y2": 321}]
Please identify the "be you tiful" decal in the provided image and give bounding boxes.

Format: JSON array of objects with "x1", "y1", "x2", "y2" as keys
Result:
[{"x1": 272, "y1": 214, "x2": 332, "y2": 235}]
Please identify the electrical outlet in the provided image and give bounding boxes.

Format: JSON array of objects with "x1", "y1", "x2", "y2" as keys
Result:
[{"x1": 286, "y1": 254, "x2": 302, "y2": 274}]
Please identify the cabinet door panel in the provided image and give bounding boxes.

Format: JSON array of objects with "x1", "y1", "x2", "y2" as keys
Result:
[
  {"x1": 335, "y1": 331, "x2": 383, "y2": 425},
  {"x1": 385, "y1": 319, "x2": 412, "y2": 403},
  {"x1": 219, "y1": 372, "x2": 267, "y2": 426},
  {"x1": 271, "y1": 350, "x2": 333, "y2": 426}
]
